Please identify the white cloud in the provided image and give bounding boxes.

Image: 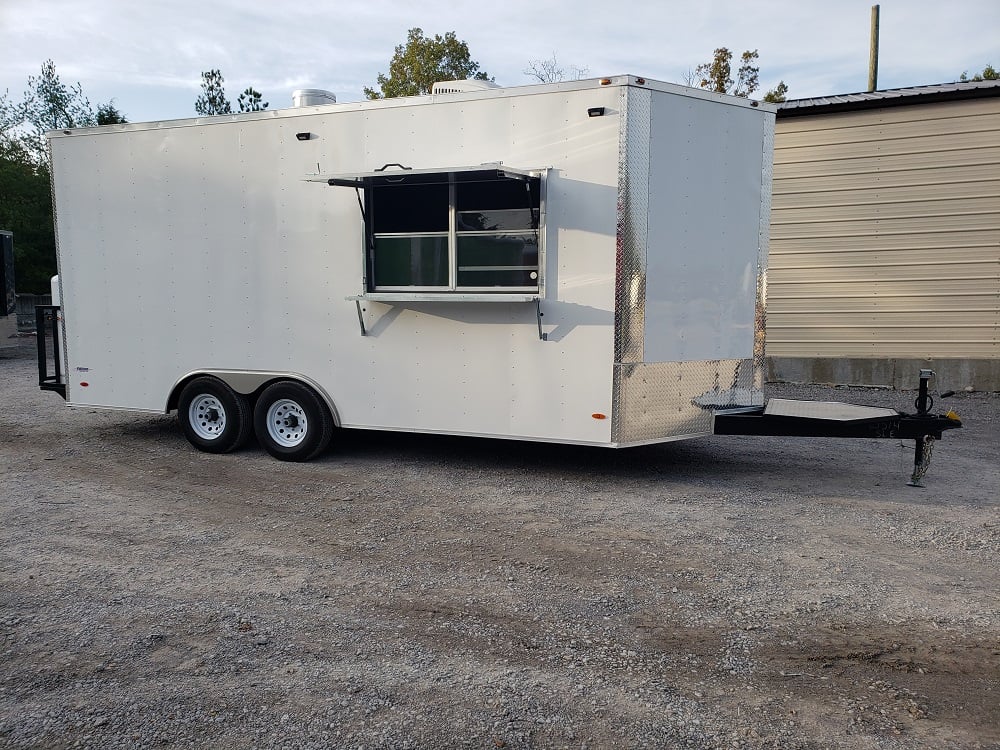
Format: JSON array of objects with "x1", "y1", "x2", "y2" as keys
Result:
[{"x1": 1, "y1": 0, "x2": 997, "y2": 121}]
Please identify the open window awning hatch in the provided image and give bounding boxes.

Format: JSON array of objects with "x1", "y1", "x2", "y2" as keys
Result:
[{"x1": 306, "y1": 164, "x2": 542, "y2": 188}]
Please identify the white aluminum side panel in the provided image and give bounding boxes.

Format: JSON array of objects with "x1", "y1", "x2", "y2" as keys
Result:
[
  {"x1": 50, "y1": 87, "x2": 621, "y2": 444},
  {"x1": 642, "y1": 93, "x2": 770, "y2": 362}
]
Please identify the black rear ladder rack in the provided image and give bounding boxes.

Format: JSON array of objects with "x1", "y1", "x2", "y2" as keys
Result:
[{"x1": 36, "y1": 305, "x2": 66, "y2": 399}]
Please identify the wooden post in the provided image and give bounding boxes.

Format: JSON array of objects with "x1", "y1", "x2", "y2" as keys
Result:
[{"x1": 868, "y1": 5, "x2": 880, "y2": 92}]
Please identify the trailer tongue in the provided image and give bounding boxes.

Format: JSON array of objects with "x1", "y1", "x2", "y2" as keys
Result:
[{"x1": 713, "y1": 370, "x2": 962, "y2": 486}]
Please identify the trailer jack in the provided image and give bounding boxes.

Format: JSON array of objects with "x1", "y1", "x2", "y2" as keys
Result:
[
  {"x1": 713, "y1": 369, "x2": 962, "y2": 486},
  {"x1": 905, "y1": 369, "x2": 956, "y2": 487}
]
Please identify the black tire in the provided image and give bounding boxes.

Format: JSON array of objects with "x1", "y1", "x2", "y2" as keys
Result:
[
  {"x1": 177, "y1": 376, "x2": 253, "y2": 454},
  {"x1": 253, "y1": 381, "x2": 334, "y2": 462}
]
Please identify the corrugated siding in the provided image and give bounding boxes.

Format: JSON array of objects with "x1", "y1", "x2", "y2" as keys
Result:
[{"x1": 767, "y1": 98, "x2": 1000, "y2": 358}]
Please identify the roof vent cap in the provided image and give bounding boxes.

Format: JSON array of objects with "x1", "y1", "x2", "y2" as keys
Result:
[
  {"x1": 292, "y1": 89, "x2": 337, "y2": 107},
  {"x1": 431, "y1": 80, "x2": 501, "y2": 95}
]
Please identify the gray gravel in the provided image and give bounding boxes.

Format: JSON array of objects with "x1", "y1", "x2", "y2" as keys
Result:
[{"x1": 1, "y1": 338, "x2": 998, "y2": 749}]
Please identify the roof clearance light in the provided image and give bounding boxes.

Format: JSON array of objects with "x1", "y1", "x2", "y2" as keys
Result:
[{"x1": 599, "y1": 78, "x2": 612, "y2": 85}]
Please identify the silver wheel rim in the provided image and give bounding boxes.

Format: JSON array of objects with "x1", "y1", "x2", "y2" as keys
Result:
[
  {"x1": 266, "y1": 398, "x2": 308, "y2": 447},
  {"x1": 189, "y1": 394, "x2": 227, "y2": 440}
]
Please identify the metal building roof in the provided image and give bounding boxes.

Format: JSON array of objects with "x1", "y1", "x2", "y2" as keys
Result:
[{"x1": 777, "y1": 78, "x2": 1000, "y2": 116}]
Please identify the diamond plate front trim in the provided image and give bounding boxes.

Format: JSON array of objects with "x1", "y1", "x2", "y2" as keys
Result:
[{"x1": 614, "y1": 359, "x2": 758, "y2": 443}]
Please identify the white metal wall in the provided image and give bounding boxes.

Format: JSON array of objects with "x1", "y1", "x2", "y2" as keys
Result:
[
  {"x1": 643, "y1": 93, "x2": 766, "y2": 362},
  {"x1": 768, "y1": 98, "x2": 1000, "y2": 359},
  {"x1": 49, "y1": 85, "x2": 623, "y2": 444}
]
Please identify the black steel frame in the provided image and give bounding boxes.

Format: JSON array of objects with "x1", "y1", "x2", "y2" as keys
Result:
[
  {"x1": 713, "y1": 409, "x2": 960, "y2": 440},
  {"x1": 36, "y1": 305, "x2": 66, "y2": 399},
  {"x1": 713, "y1": 369, "x2": 962, "y2": 484}
]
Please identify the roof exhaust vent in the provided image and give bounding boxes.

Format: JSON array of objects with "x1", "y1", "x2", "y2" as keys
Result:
[
  {"x1": 291, "y1": 89, "x2": 337, "y2": 107},
  {"x1": 431, "y1": 80, "x2": 501, "y2": 95}
]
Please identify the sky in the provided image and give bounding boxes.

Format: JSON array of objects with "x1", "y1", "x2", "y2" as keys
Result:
[{"x1": 1, "y1": 0, "x2": 998, "y2": 124}]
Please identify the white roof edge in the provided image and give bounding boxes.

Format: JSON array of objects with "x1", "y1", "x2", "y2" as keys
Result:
[{"x1": 47, "y1": 75, "x2": 773, "y2": 138}]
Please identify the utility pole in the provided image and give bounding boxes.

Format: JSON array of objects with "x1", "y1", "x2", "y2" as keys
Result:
[{"x1": 868, "y1": 4, "x2": 880, "y2": 92}]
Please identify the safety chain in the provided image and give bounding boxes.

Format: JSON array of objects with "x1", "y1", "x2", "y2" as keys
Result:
[{"x1": 907, "y1": 435, "x2": 935, "y2": 487}]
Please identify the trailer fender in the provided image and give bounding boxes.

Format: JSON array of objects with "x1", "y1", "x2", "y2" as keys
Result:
[{"x1": 167, "y1": 370, "x2": 341, "y2": 427}]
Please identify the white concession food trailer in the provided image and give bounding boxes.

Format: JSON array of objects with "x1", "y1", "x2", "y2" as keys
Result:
[{"x1": 38, "y1": 76, "x2": 959, "y2": 480}]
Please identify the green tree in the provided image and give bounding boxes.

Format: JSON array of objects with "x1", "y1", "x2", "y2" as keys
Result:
[
  {"x1": 692, "y1": 47, "x2": 788, "y2": 102},
  {"x1": 0, "y1": 61, "x2": 119, "y2": 292},
  {"x1": 237, "y1": 87, "x2": 268, "y2": 112},
  {"x1": 96, "y1": 101, "x2": 128, "y2": 125},
  {"x1": 0, "y1": 153, "x2": 55, "y2": 293},
  {"x1": 364, "y1": 28, "x2": 492, "y2": 99},
  {"x1": 7, "y1": 59, "x2": 97, "y2": 163},
  {"x1": 0, "y1": 90, "x2": 20, "y2": 144},
  {"x1": 195, "y1": 71, "x2": 268, "y2": 115},
  {"x1": 762, "y1": 81, "x2": 789, "y2": 103},
  {"x1": 195, "y1": 69, "x2": 232, "y2": 115},
  {"x1": 22, "y1": 59, "x2": 96, "y2": 130},
  {"x1": 696, "y1": 47, "x2": 758, "y2": 97},
  {"x1": 960, "y1": 64, "x2": 998, "y2": 81}
]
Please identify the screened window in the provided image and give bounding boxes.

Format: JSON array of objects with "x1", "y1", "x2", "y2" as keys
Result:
[{"x1": 362, "y1": 169, "x2": 542, "y2": 293}]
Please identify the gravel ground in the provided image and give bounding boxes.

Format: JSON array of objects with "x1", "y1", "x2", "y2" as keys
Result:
[{"x1": 1, "y1": 338, "x2": 998, "y2": 749}]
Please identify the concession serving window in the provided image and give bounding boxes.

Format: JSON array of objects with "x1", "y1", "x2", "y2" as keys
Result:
[{"x1": 312, "y1": 164, "x2": 545, "y2": 301}]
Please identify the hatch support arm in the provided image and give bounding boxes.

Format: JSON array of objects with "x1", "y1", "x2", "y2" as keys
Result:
[{"x1": 536, "y1": 299, "x2": 547, "y2": 341}]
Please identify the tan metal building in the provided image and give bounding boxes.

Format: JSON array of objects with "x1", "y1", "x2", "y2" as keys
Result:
[{"x1": 766, "y1": 80, "x2": 1000, "y2": 390}]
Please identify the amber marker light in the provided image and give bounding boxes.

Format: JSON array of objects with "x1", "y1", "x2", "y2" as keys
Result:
[
  {"x1": 599, "y1": 78, "x2": 612, "y2": 85},
  {"x1": 592, "y1": 413, "x2": 607, "y2": 420}
]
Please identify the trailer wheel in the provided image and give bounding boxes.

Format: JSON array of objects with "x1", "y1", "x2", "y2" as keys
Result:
[
  {"x1": 177, "y1": 376, "x2": 253, "y2": 454},
  {"x1": 254, "y1": 381, "x2": 333, "y2": 462}
]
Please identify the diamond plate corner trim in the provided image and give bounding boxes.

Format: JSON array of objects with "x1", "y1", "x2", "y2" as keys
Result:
[
  {"x1": 48, "y1": 140, "x2": 71, "y2": 402},
  {"x1": 615, "y1": 359, "x2": 756, "y2": 443},
  {"x1": 753, "y1": 117, "x2": 775, "y2": 394},
  {"x1": 613, "y1": 86, "x2": 650, "y2": 365},
  {"x1": 612, "y1": 86, "x2": 652, "y2": 443}
]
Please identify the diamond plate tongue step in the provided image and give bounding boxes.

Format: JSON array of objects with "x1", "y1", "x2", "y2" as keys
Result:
[{"x1": 764, "y1": 398, "x2": 898, "y2": 422}]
